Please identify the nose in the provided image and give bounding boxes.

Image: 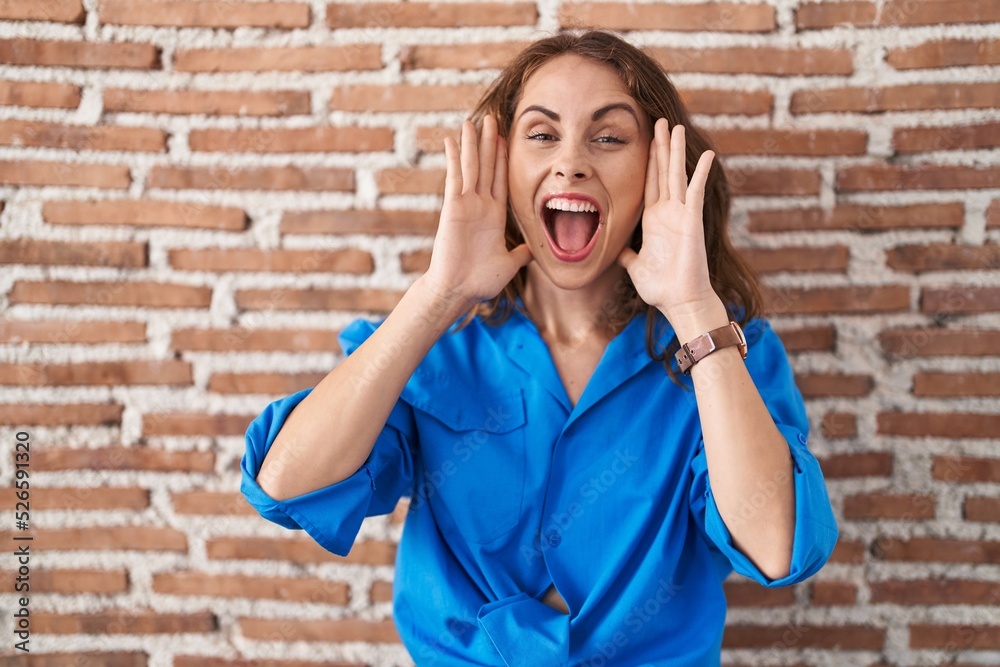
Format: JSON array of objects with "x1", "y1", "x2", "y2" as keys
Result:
[{"x1": 552, "y1": 142, "x2": 592, "y2": 181}]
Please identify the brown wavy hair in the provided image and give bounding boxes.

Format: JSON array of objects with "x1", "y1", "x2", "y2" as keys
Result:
[{"x1": 460, "y1": 30, "x2": 762, "y2": 385}]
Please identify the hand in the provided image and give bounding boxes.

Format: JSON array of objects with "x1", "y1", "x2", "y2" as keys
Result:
[
  {"x1": 617, "y1": 120, "x2": 723, "y2": 328},
  {"x1": 423, "y1": 116, "x2": 532, "y2": 306}
]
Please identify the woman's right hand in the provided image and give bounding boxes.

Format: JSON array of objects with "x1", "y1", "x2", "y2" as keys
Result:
[{"x1": 422, "y1": 115, "x2": 532, "y2": 306}]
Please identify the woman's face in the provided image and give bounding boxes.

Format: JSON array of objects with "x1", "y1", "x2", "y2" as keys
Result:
[{"x1": 507, "y1": 53, "x2": 652, "y2": 291}]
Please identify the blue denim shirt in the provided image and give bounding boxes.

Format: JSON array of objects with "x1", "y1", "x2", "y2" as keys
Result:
[{"x1": 241, "y1": 307, "x2": 838, "y2": 666}]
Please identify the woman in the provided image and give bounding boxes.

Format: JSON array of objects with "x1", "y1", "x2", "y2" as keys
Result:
[{"x1": 242, "y1": 31, "x2": 837, "y2": 666}]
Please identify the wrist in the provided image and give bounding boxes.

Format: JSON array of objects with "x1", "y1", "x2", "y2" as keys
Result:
[
  {"x1": 410, "y1": 275, "x2": 478, "y2": 328},
  {"x1": 664, "y1": 295, "x2": 729, "y2": 344}
]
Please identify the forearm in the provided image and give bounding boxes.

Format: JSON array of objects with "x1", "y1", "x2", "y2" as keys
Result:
[
  {"x1": 257, "y1": 275, "x2": 472, "y2": 501},
  {"x1": 670, "y1": 298, "x2": 795, "y2": 580}
]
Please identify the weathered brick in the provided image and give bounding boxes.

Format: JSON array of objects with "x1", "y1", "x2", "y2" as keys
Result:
[
  {"x1": 0, "y1": 38, "x2": 159, "y2": 69},
  {"x1": 206, "y1": 536, "x2": 395, "y2": 565},
  {"x1": 819, "y1": 452, "x2": 892, "y2": 478},
  {"x1": 148, "y1": 165, "x2": 353, "y2": 192},
  {"x1": 100, "y1": 0, "x2": 309, "y2": 28},
  {"x1": 909, "y1": 624, "x2": 1000, "y2": 650},
  {"x1": 168, "y1": 248, "x2": 374, "y2": 274},
  {"x1": 330, "y1": 2, "x2": 536, "y2": 28},
  {"x1": 0, "y1": 486, "x2": 148, "y2": 510},
  {"x1": 921, "y1": 286, "x2": 1000, "y2": 314},
  {"x1": 830, "y1": 539, "x2": 866, "y2": 564},
  {"x1": 723, "y1": 624, "x2": 884, "y2": 650},
  {"x1": 238, "y1": 617, "x2": 399, "y2": 643},
  {"x1": 796, "y1": 373, "x2": 873, "y2": 398},
  {"x1": 965, "y1": 497, "x2": 1000, "y2": 522},
  {"x1": 43, "y1": 199, "x2": 248, "y2": 231},
  {"x1": 171, "y1": 328, "x2": 340, "y2": 353},
  {"x1": 723, "y1": 581, "x2": 795, "y2": 607},
  {"x1": 208, "y1": 371, "x2": 326, "y2": 395},
  {"x1": 0, "y1": 239, "x2": 145, "y2": 268},
  {"x1": 0, "y1": 79, "x2": 80, "y2": 109},
  {"x1": 773, "y1": 325, "x2": 836, "y2": 352},
  {"x1": 0, "y1": 360, "x2": 189, "y2": 387},
  {"x1": 989, "y1": 199, "x2": 1000, "y2": 228},
  {"x1": 728, "y1": 168, "x2": 820, "y2": 196},
  {"x1": 819, "y1": 413, "x2": 860, "y2": 440},
  {"x1": 0, "y1": 0, "x2": 84, "y2": 22},
  {"x1": 712, "y1": 129, "x2": 866, "y2": 156},
  {"x1": 682, "y1": 89, "x2": 772, "y2": 116},
  {"x1": 282, "y1": 209, "x2": 439, "y2": 236},
  {"x1": 0, "y1": 160, "x2": 130, "y2": 189},
  {"x1": 748, "y1": 203, "x2": 964, "y2": 232},
  {"x1": 880, "y1": 327, "x2": 1000, "y2": 357},
  {"x1": 174, "y1": 45, "x2": 380, "y2": 73},
  {"x1": 888, "y1": 243, "x2": 1000, "y2": 273},
  {"x1": 763, "y1": 285, "x2": 910, "y2": 315},
  {"x1": 154, "y1": 571, "x2": 349, "y2": 603},
  {"x1": 401, "y1": 42, "x2": 529, "y2": 70},
  {"x1": 36, "y1": 610, "x2": 216, "y2": 635},
  {"x1": 843, "y1": 493, "x2": 936, "y2": 520},
  {"x1": 838, "y1": 164, "x2": 1000, "y2": 192},
  {"x1": 9, "y1": 280, "x2": 211, "y2": 308},
  {"x1": 2, "y1": 527, "x2": 187, "y2": 552},
  {"x1": 811, "y1": 581, "x2": 857, "y2": 606},
  {"x1": 189, "y1": 126, "x2": 393, "y2": 154},
  {"x1": 932, "y1": 456, "x2": 1000, "y2": 483},
  {"x1": 649, "y1": 46, "x2": 853, "y2": 75},
  {"x1": 792, "y1": 83, "x2": 999, "y2": 114},
  {"x1": 0, "y1": 403, "x2": 122, "y2": 426},
  {"x1": 0, "y1": 654, "x2": 148, "y2": 667},
  {"x1": 171, "y1": 491, "x2": 256, "y2": 517},
  {"x1": 34, "y1": 447, "x2": 213, "y2": 473},
  {"x1": 887, "y1": 38, "x2": 1000, "y2": 70},
  {"x1": 914, "y1": 372, "x2": 1000, "y2": 397},
  {"x1": 560, "y1": 2, "x2": 775, "y2": 32},
  {"x1": 370, "y1": 580, "x2": 393, "y2": 603},
  {"x1": 173, "y1": 659, "x2": 362, "y2": 667},
  {"x1": 894, "y1": 121, "x2": 1000, "y2": 153},
  {"x1": 738, "y1": 245, "x2": 849, "y2": 274},
  {"x1": 142, "y1": 413, "x2": 254, "y2": 437},
  {"x1": 0, "y1": 119, "x2": 165, "y2": 152},
  {"x1": 0, "y1": 568, "x2": 128, "y2": 594},
  {"x1": 104, "y1": 88, "x2": 310, "y2": 117},
  {"x1": 878, "y1": 411, "x2": 1000, "y2": 438},
  {"x1": 331, "y1": 84, "x2": 487, "y2": 112},
  {"x1": 0, "y1": 320, "x2": 146, "y2": 345},
  {"x1": 235, "y1": 287, "x2": 404, "y2": 313},
  {"x1": 400, "y1": 249, "x2": 431, "y2": 274},
  {"x1": 797, "y1": 0, "x2": 1000, "y2": 29},
  {"x1": 872, "y1": 579, "x2": 1000, "y2": 605}
]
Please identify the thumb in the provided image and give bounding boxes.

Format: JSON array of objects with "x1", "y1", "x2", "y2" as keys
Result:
[
  {"x1": 509, "y1": 243, "x2": 533, "y2": 268},
  {"x1": 617, "y1": 247, "x2": 638, "y2": 271}
]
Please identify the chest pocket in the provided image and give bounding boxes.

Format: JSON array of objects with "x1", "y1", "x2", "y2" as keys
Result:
[{"x1": 411, "y1": 390, "x2": 527, "y2": 545}]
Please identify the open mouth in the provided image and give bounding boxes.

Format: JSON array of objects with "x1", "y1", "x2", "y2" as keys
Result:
[{"x1": 540, "y1": 194, "x2": 603, "y2": 262}]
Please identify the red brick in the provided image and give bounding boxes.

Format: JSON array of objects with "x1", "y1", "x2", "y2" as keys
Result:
[
  {"x1": 142, "y1": 413, "x2": 254, "y2": 437},
  {"x1": 330, "y1": 2, "x2": 536, "y2": 27},
  {"x1": 773, "y1": 325, "x2": 836, "y2": 352},
  {"x1": 0, "y1": 79, "x2": 80, "y2": 109},
  {"x1": 0, "y1": 160, "x2": 130, "y2": 189},
  {"x1": 894, "y1": 121, "x2": 1000, "y2": 153},
  {"x1": 235, "y1": 287, "x2": 404, "y2": 313},
  {"x1": 174, "y1": 659, "x2": 361, "y2": 667},
  {"x1": 965, "y1": 497, "x2": 1000, "y2": 522},
  {"x1": 34, "y1": 447, "x2": 214, "y2": 473},
  {"x1": 0, "y1": 403, "x2": 122, "y2": 426},
  {"x1": 915, "y1": 372, "x2": 1000, "y2": 397},
  {"x1": 830, "y1": 539, "x2": 865, "y2": 564},
  {"x1": 910, "y1": 624, "x2": 1000, "y2": 650},
  {"x1": 792, "y1": 83, "x2": 999, "y2": 114},
  {"x1": 0, "y1": 119, "x2": 164, "y2": 152},
  {"x1": 238, "y1": 616, "x2": 399, "y2": 643},
  {"x1": 728, "y1": 168, "x2": 820, "y2": 196},
  {"x1": 104, "y1": 88, "x2": 310, "y2": 117},
  {"x1": 843, "y1": 492, "x2": 936, "y2": 520},
  {"x1": 872, "y1": 579, "x2": 1000, "y2": 605},
  {"x1": 795, "y1": 373, "x2": 872, "y2": 398},
  {"x1": 797, "y1": 0, "x2": 1000, "y2": 29},
  {"x1": 370, "y1": 580, "x2": 393, "y2": 603},
  {"x1": 0, "y1": 239, "x2": 145, "y2": 268},
  {"x1": 1, "y1": 527, "x2": 186, "y2": 552},
  {"x1": 763, "y1": 285, "x2": 910, "y2": 315},
  {"x1": 712, "y1": 129, "x2": 866, "y2": 156},
  {"x1": 206, "y1": 536, "x2": 395, "y2": 565},
  {"x1": 43, "y1": 199, "x2": 247, "y2": 231},
  {"x1": 880, "y1": 327, "x2": 1000, "y2": 357},
  {"x1": 738, "y1": 245, "x2": 849, "y2": 274},
  {"x1": 154, "y1": 571, "x2": 349, "y2": 603},
  {"x1": 873, "y1": 537, "x2": 1000, "y2": 563},
  {"x1": 171, "y1": 491, "x2": 256, "y2": 517},
  {"x1": 36, "y1": 610, "x2": 215, "y2": 635},
  {"x1": 819, "y1": 452, "x2": 892, "y2": 478},
  {"x1": 888, "y1": 243, "x2": 1000, "y2": 273},
  {"x1": 811, "y1": 581, "x2": 857, "y2": 605},
  {"x1": 100, "y1": 0, "x2": 309, "y2": 28},
  {"x1": 148, "y1": 165, "x2": 353, "y2": 192},
  {"x1": 921, "y1": 286, "x2": 1000, "y2": 314},
  {"x1": 819, "y1": 413, "x2": 860, "y2": 440},
  {"x1": 989, "y1": 199, "x2": 1000, "y2": 228},
  {"x1": 560, "y1": 2, "x2": 775, "y2": 32},
  {"x1": 401, "y1": 42, "x2": 529, "y2": 70},
  {"x1": 1, "y1": 360, "x2": 189, "y2": 387},
  {"x1": 723, "y1": 581, "x2": 795, "y2": 607},
  {"x1": 649, "y1": 46, "x2": 853, "y2": 75},
  {"x1": 168, "y1": 248, "x2": 373, "y2": 274},
  {"x1": 878, "y1": 411, "x2": 1000, "y2": 438},
  {"x1": 0, "y1": 653, "x2": 148, "y2": 667},
  {"x1": 0, "y1": 568, "x2": 128, "y2": 594},
  {"x1": 681, "y1": 89, "x2": 772, "y2": 116},
  {"x1": 331, "y1": 84, "x2": 487, "y2": 112},
  {"x1": 0, "y1": 38, "x2": 159, "y2": 69},
  {"x1": 0, "y1": 486, "x2": 148, "y2": 511},
  {"x1": 838, "y1": 164, "x2": 1000, "y2": 192},
  {"x1": 0, "y1": 319, "x2": 146, "y2": 344},
  {"x1": 282, "y1": 209, "x2": 439, "y2": 236},
  {"x1": 723, "y1": 624, "x2": 884, "y2": 650},
  {"x1": 888, "y1": 38, "x2": 1000, "y2": 70},
  {"x1": 9, "y1": 280, "x2": 211, "y2": 308},
  {"x1": 400, "y1": 249, "x2": 431, "y2": 274},
  {"x1": 748, "y1": 203, "x2": 964, "y2": 232},
  {"x1": 189, "y1": 126, "x2": 393, "y2": 154},
  {"x1": 933, "y1": 456, "x2": 1000, "y2": 483},
  {"x1": 171, "y1": 328, "x2": 341, "y2": 353},
  {"x1": 0, "y1": 0, "x2": 84, "y2": 22},
  {"x1": 208, "y1": 371, "x2": 326, "y2": 395},
  {"x1": 174, "y1": 45, "x2": 380, "y2": 73}
]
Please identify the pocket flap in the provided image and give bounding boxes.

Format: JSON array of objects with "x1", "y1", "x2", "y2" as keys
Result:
[{"x1": 411, "y1": 390, "x2": 526, "y2": 433}]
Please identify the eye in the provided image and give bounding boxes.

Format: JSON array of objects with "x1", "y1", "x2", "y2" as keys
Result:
[
  {"x1": 596, "y1": 134, "x2": 624, "y2": 144},
  {"x1": 527, "y1": 132, "x2": 556, "y2": 142}
]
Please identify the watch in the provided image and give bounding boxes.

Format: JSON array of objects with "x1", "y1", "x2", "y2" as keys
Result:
[{"x1": 674, "y1": 321, "x2": 748, "y2": 374}]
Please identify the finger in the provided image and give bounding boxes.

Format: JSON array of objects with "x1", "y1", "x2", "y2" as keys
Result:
[
  {"x1": 669, "y1": 124, "x2": 686, "y2": 205},
  {"x1": 686, "y1": 150, "x2": 715, "y2": 218},
  {"x1": 478, "y1": 116, "x2": 496, "y2": 196},
  {"x1": 443, "y1": 136, "x2": 462, "y2": 200},
  {"x1": 656, "y1": 119, "x2": 670, "y2": 201},
  {"x1": 644, "y1": 132, "x2": 658, "y2": 207},
  {"x1": 460, "y1": 120, "x2": 478, "y2": 194},
  {"x1": 493, "y1": 132, "x2": 508, "y2": 202},
  {"x1": 617, "y1": 246, "x2": 638, "y2": 271},
  {"x1": 508, "y1": 243, "x2": 533, "y2": 268}
]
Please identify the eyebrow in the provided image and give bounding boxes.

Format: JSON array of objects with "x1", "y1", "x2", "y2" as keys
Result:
[{"x1": 518, "y1": 103, "x2": 641, "y2": 125}]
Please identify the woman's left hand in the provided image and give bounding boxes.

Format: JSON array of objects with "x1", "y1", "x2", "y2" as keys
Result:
[{"x1": 617, "y1": 120, "x2": 722, "y2": 328}]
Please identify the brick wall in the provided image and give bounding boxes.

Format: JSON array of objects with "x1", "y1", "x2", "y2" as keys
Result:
[{"x1": 0, "y1": 0, "x2": 998, "y2": 665}]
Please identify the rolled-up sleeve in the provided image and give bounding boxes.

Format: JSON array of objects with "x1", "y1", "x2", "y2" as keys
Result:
[
  {"x1": 688, "y1": 318, "x2": 838, "y2": 587},
  {"x1": 239, "y1": 318, "x2": 417, "y2": 557}
]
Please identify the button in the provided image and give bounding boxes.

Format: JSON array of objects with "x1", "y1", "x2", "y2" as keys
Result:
[{"x1": 546, "y1": 530, "x2": 561, "y2": 547}]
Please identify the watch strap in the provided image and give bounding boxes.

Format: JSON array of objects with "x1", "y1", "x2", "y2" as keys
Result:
[{"x1": 675, "y1": 321, "x2": 748, "y2": 374}]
